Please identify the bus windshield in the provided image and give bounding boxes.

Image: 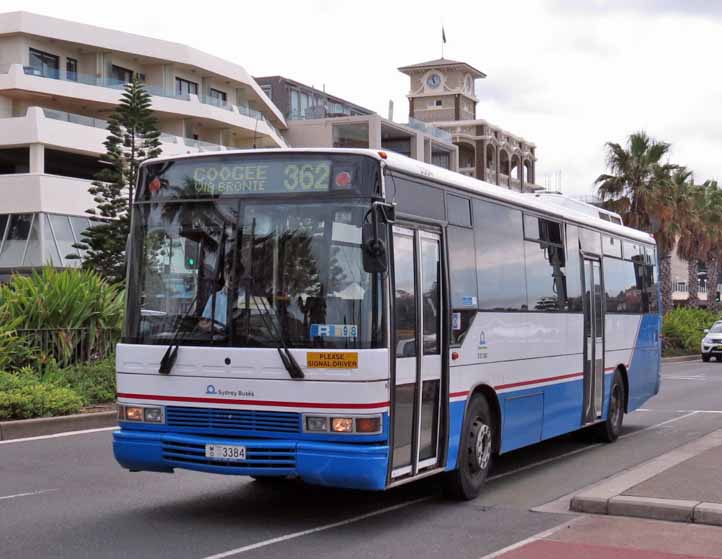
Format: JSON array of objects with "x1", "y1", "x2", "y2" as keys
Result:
[{"x1": 124, "y1": 154, "x2": 384, "y2": 350}]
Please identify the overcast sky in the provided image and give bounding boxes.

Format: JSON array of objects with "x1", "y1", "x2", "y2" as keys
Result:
[{"x1": 7, "y1": 0, "x2": 722, "y2": 194}]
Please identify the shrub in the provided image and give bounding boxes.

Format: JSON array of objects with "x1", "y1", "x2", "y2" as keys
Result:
[
  {"x1": 662, "y1": 307, "x2": 719, "y2": 356},
  {"x1": 0, "y1": 267, "x2": 124, "y2": 367},
  {"x1": 0, "y1": 370, "x2": 83, "y2": 420},
  {"x1": 44, "y1": 357, "x2": 116, "y2": 405},
  {"x1": 0, "y1": 322, "x2": 35, "y2": 371}
]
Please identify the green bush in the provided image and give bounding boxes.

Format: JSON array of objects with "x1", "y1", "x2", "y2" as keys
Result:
[
  {"x1": 662, "y1": 307, "x2": 719, "y2": 356},
  {"x1": 0, "y1": 267, "x2": 124, "y2": 368},
  {"x1": 0, "y1": 322, "x2": 35, "y2": 371},
  {"x1": 44, "y1": 357, "x2": 116, "y2": 405},
  {"x1": 0, "y1": 370, "x2": 84, "y2": 420}
]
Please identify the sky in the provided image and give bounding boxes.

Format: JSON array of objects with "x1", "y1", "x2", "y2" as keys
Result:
[{"x1": 5, "y1": 0, "x2": 722, "y2": 194}]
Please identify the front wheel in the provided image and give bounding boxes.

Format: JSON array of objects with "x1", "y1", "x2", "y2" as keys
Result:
[
  {"x1": 443, "y1": 394, "x2": 495, "y2": 500},
  {"x1": 702, "y1": 354, "x2": 711, "y2": 362},
  {"x1": 595, "y1": 370, "x2": 625, "y2": 442}
]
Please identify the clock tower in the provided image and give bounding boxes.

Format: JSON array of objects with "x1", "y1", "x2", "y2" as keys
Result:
[{"x1": 398, "y1": 58, "x2": 486, "y2": 123}]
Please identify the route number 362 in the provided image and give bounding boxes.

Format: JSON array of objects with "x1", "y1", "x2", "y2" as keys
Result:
[{"x1": 283, "y1": 163, "x2": 330, "y2": 191}]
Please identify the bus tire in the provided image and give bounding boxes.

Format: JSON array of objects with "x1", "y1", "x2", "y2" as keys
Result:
[
  {"x1": 443, "y1": 394, "x2": 494, "y2": 500},
  {"x1": 595, "y1": 370, "x2": 625, "y2": 443}
]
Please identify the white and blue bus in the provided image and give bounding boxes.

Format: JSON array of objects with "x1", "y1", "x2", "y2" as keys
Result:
[{"x1": 114, "y1": 148, "x2": 661, "y2": 499}]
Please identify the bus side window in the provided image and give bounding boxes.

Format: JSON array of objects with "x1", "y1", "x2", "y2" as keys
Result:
[
  {"x1": 565, "y1": 225, "x2": 583, "y2": 312},
  {"x1": 474, "y1": 199, "x2": 526, "y2": 311}
]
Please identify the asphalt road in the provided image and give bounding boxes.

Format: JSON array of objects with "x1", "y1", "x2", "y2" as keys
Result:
[{"x1": 2, "y1": 359, "x2": 722, "y2": 559}]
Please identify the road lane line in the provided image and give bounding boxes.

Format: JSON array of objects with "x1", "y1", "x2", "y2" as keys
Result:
[
  {"x1": 477, "y1": 516, "x2": 581, "y2": 559},
  {"x1": 488, "y1": 411, "x2": 699, "y2": 482},
  {"x1": 0, "y1": 426, "x2": 118, "y2": 445},
  {"x1": 200, "y1": 497, "x2": 431, "y2": 558},
  {"x1": 0, "y1": 489, "x2": 57, "y2": 501}
]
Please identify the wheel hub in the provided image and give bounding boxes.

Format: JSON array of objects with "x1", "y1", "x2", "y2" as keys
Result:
[{"x1": 473, "y1": 421, "x2": 492, "y2": 471}]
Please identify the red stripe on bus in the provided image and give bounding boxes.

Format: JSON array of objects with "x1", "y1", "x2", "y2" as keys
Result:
[
  {"x1": 116, "y1": 393, "x2": 390, "y2": 409},
  {"x1": 449, "y1": 390, "x2": 470, "y2": 398},
  {"x1": 495, "y1": 371, "x2": 584, "y2": 390}
]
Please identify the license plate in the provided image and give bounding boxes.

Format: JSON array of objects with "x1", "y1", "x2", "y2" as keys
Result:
[{"x1": 205, "y1": 444, "x2": 246, "y2": 461}]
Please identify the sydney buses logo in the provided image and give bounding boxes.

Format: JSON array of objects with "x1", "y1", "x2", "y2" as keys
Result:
[
  {"x1": 478, "y1": 330, "x2": 489, "y2": 360},
  {"x1": 204, "y1": 384, "x2": 254, "y2": 398}
]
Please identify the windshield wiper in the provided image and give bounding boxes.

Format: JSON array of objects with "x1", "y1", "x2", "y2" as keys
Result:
[
  {"x1": 245, "y1": 217, "x2": 304, "y2": 380},
  {"x1": 159, "y1": 229, "x2": 227, "y2": 375}
]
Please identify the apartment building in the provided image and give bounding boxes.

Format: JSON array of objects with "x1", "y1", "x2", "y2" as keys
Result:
[
  {"x1": 257, "y1": 75, "x2": 459, "y2": 171},
  {"x1": 0, "y1": 11, "x2": 287, "y2": 276},
  {"x1": 399, "y1": 58, "x2": 540, "y2": 191}
]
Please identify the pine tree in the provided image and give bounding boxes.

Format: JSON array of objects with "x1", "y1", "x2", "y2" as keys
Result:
[{"x1": 74, "y1": 76, "x2": 161, "y2": 283}]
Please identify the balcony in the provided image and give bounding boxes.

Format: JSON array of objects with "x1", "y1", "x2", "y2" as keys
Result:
[
  {"x1": 406, "y1": 118, "x2": 453, "y2": 144},
  {"x1": 0, "y1": 65, "x2": 287, "y2": 148}
]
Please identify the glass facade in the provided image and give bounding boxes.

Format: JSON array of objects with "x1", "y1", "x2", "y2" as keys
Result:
[{"x1": 0, "y1": 213, "x2": 92, "y2": 271}]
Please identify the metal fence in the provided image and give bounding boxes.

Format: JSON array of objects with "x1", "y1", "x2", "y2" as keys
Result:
[{"x1": 16, "y1": 328, "x2": 119, "y2": 367}]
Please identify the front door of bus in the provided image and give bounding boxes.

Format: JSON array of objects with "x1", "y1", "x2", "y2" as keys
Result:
[
  {"x1": 583, "y1": 258, "x2": 605, "y2": 423},
  {"x1": 391, "y1": 226, "x2": 443, "y2": 478}
]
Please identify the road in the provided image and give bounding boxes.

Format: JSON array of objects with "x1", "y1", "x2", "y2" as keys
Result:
[{"x1": 2, "y1": 359, "x2": 722, "y2": 559}]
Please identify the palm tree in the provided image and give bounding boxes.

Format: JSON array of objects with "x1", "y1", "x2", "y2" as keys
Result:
[
  {"x1": 699, "y1": 180, "x2": 722, "y2": 312},
  {"x1": 596, "y1": 131, "x2": 679, "y2": 313},
  {"x1": 674, "y1": 171, "x2": 702, "y2": 305}
]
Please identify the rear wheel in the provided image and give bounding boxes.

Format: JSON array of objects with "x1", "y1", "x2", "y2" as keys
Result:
[
  {"x1": 595, "y1": 371, "x2": 625, "y2": 443},
  {"x1": 703, "y1": 354, "x2": 711, "y2": 362},
  {"x1": 715, "y1": 356, "x2": 722, "y2": 362},
  {"x1": 443, "y1": 394, "x2": 495, "y2": 500}
]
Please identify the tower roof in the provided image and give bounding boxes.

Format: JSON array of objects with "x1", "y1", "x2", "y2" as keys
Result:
[{"x1": 397, "y1": 58, "x2": 486, "y2": 78}]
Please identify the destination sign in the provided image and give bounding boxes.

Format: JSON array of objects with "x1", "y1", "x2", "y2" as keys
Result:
[
  {"x1": 156, "y1": 159, "x2": 332, "y2": 197},
  {"x1": 140, "y1": 154, "x2": 380, "y2": 202}
]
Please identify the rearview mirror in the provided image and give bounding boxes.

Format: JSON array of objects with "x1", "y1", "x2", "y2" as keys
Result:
[{"x1": 362, "y1": 222, "x2": 387, "y2": 274}]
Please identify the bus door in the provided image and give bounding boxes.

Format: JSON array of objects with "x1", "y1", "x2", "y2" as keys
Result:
[
  {"x1": 390, "y1": 225, "x2": 443, "y2": 479},
  {"x1": 582, "y1": 257, "x2": 605, "y2": 423}
]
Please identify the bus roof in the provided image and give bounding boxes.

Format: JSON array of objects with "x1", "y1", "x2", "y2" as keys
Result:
[{"x1": 141, "y1": 148, "x2": 656, "y2": 246}]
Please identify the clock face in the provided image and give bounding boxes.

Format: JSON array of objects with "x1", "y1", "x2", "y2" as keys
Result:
[{"x1": 426, "y1": 73, "x2": 441, "y2": 89}]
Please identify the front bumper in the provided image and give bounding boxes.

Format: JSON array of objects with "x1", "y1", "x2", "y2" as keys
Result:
[
  {"x1": 701, "y1": 343, "x2": 722, "y2": 355},
  {"x1": 113, "y1": 428, "x2": 390, "y2": 491}
]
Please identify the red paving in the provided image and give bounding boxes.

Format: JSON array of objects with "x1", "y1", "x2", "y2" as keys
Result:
[{"x1": 498, "y1": 540, "x2": 714, "y2": 559}]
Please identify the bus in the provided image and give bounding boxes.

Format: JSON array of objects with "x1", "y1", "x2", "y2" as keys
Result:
[{"x1": 113, "y1": 148, "x2": 661, "y2": 499}]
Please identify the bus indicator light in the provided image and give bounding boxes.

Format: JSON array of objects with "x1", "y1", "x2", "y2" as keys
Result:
[
  {"x1": 331, "y1": 417, "x2": 353, "y2": 432},
  {"x1": 335, "y1": 171, "x2": 352, "y2": 188},
  {"x1": 355, "y1": 417, "x2": 381, "y2": 433}
]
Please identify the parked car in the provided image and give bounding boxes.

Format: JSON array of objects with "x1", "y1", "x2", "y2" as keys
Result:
[{"x1": 701, "y1": 322, "x2": 722, "y2": 362}]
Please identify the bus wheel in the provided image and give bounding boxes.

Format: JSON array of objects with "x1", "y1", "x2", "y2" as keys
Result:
[
  {"x1": 443, "y1": 394, "x2": 494, "y2": 500},
  {"x1": 596, "y1": 371, "x2": 625, "y2": 443}
]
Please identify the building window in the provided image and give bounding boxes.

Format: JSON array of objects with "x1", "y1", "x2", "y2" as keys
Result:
[
  {"x1": 435, "y1": 99, "x2": 443, "y2": 107},
  {"x1": 208, "y1": 88, "x2": 227, "y2": 105},
  {"x1": 332, "y1": 123, "x2": 369, "y2": 149},
  {"x1": 111, "y1": 65, "x2": 134, "y2": 85},
  {"x1": 175, "y1": 77, "x2": 199, "y2": 97},
  {"x1": 44, "y1": 149, "x2": 105, "y2": 181},
  {"x1": 260, "y1": 84, "x2": 272, "y2": 98},
  {"x1": 28, "y1": 48, "x2": 59, "y2": 78},
  {"x1": 0, "y1": 148, "x2": 30, "y2": 174},
  {"x1": 66, "y1": 58, "x2": 78, "y2": 81}
]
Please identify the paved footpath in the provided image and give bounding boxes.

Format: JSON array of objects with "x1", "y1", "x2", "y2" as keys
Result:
[{"x1": 488, "y1": 515, "x2": 722, "y2": 559}]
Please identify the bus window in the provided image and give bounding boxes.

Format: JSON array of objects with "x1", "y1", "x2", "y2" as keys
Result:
[
  {"x1": 447, "y1": 225, "x2": 478, "y2": 310},
  {"x1": 447, "y1": 194, "x2": 472, "y2": 227},
  {"x1": 580, "y1": 228, "x2": 601, "y2": 255},
  {"x1": 565, "y1": 225, "x2": 583, "y2": 312},
  {"x1": 474, "y1": 200, "x2": 526, "y2": 311},
  {"x1": 388, "y1": 174, "x2": 445, "y2": 221},
  {"x1": 602, "y1": 235, "x2": 622, "y2": 258},
  {"x1": 604, "y1": 257, "x2": 641, "y2": 313}
]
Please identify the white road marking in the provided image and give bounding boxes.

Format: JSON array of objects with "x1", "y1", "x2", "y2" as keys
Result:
[
  {"x1": 488, "y1": 411, "x2": 699, "y2": 482},
  {"x1": 0, "y1": 426, "x2": 118, "y2": 445},
  {"x1": 477, "y1": 517, "x2": 581, "y2": 559},
  {"x1": 662, "y1": 375, "x2": 704, "y2": 380},
  {"x1": 200, "y1": 497, "x2": 430, "y2": 558},
  {"x1": 0, "y1": 489, "x2": 57, "y2": 501},
  {"x1": 640, "y1": 409, "x2": 722, "y2": 414}
]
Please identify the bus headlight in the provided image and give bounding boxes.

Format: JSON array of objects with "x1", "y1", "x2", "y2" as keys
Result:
[
  {"x1": 305, "y1": 416, "x2": 329, "y2": 432},
  {"x1": 303, "y1": 414, "x2": 382, "y2": 434},
  {"x1": 331, "y1": 417, "x2": 353, "y2": 433},
  {"x1": 118, "y1": 404, "x2": 165, "y2": 424}
]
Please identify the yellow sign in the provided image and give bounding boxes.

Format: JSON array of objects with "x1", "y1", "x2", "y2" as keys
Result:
[{"x1": 306, "y1": 352, "x2": 359, "y2": 369}]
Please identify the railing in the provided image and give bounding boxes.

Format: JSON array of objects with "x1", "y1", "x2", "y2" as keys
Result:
[
  {"x1": 406, "y1": 118, "x2": 453, "y2": 143},
  {"x1": 183, "y1": 138, "x2": 225, "y2": 152},
  {"x1": 159, "y1": 132, "x2": 179, "y2": 144},
  {"x1": 674, "y1": 282, "x2": 710, "y2": 294},
  {"x1": 17, "y1": 328, "x2": 119, "y2": 367},
  {"x1": 42, "y1": 107, "x2": 108, "y2": 129},
  {"x1": 23, "y1": 66, "x2": 189, "y2": 100},
  {"x1": 201, "y1": 95, "x2": 234, "y2": 111}
]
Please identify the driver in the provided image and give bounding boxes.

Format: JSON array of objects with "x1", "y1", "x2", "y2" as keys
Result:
[{"x1": 198, "y1": 260, "x2": 246, "y2": 332}]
